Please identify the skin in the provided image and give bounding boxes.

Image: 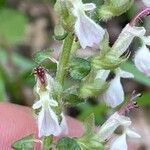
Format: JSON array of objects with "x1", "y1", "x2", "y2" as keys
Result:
[{"x1": 0, "y1": 102, "x2": 83, "y2": 150}]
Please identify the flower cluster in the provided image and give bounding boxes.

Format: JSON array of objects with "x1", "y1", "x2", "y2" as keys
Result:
[{"x1": 26, "y1": 0, "x2": 149, "y2": 149}]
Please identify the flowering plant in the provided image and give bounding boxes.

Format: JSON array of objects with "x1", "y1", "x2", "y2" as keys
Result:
[{"x1": 12, "y1": 0, "x2": 150, "y2": 150}]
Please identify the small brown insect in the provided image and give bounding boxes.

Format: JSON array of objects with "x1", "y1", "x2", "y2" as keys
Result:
[{"x1": 33, "y1": 66, "x2": 46, "y2": 85}]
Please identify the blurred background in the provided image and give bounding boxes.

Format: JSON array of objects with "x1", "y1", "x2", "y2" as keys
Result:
[{"x1": 0, "y1": 0, "x2": 149, "y2": 149}]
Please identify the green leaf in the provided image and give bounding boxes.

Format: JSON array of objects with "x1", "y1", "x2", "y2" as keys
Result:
[
  {"x1": 0, "y1": 71, "x2": 7, "y2": 101},
  {"x1": 63, "y1": 86, "x2": 84, "y2": 105},
  {"x1": 69, "y1": 57, "x2": 91, "y2": 80},
  {"x1": 121, "y1": 61, "x2": 150, "y2": 86},
  {"x1": 12, "y1": 135, "x2": 34, "y2": 150},
  {"x1": 56, "y1": 137, "x2": 81, "y2": 150},
  {"x1": 33, "y1": 49, "x2": 55, "y2": 64},
  {"x1": 0, "y1": 8, "x2": 27, "y2": 44}
]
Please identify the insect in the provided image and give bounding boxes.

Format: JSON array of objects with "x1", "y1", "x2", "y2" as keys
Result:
[{"x1": 33, "y1": 66, "x2": 47, "y2": 85}]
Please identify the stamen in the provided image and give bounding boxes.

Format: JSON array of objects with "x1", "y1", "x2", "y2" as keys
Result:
[
  {"x1": 118, "y1": 91, "x2": 142, "y2": 115},
  {"x1": 33, "y1": 66, "x2": 47, "y2": 85},
  {"x1": 130, "y1": 7, "x2": 150, "y2": 26}
]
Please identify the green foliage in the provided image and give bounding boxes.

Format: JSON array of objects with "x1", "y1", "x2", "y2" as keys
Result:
[
  {"x1": 80, "y1": 79, "x2": 108, "y2": 98},
  {"x1": 92, "y1": 31, "x2": 128, "y2": 70},
  {"x1": 0, "y1": 8, "x2": 27, "y2": 44},
  {"x1": 0, "y1": 71, "x2": 7, "y2": 101},
  {"x1": 33, "y1": 49, "x2": 55, "y2": 64},
  {"x1": 69, "y1": 57, "x2": 91, "y2": 80},
  {"x1": 82, "y1": 114, "x2": 95, "y2": 139},
  {"x1": 77, "y1": 114, "x2": 104, "y2": 150},
  {"x1": 12, "y1": 135, "x2": 34, "y2": 150},
  {"x1": 63, "y1": 86, "x2": 84, "y2": 105},
  {"x1": 92, "y1": 54, "x2": 127, "y2": 70},
  {"x1": 54, "y1": 0, "x2": 75, "y2": 31},
  {"x1": 99, "y1": 31, "x2": 111, "y2": 57},
  {"x1": 56, "y1": 137, "x2": 81, "y2": 150},
  {"x1": 138, "y1": 93, "x2": 150, "y2": 106},
  {"x1": 0, "y1": 0, "x2": 6, "y2": 7},
  {"x1": 121, "y1": 61, "x2": 150, "y2": 86},
  {"x1": 78, "y1": 103, "x2": 107, "y2": 125},
  {"x1": 98, "y1": 0, "x2": 134, "y2": 20},
  {"x1": 0, "y1": 48, "x2": 34, "y2": 103},
  {"x1": 54, "y1": 24, "x2": 68, "y2": 40}
]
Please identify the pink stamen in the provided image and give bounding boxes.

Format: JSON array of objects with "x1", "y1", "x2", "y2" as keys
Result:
[
  {"x1": 118, "y1": 91, "x2": 142, "y2": 115},
  {"x1": 130, "y1": 7, "x2": 150, "y2": 26}
]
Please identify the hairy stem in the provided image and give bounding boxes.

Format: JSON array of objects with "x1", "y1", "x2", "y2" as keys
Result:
[
  {"x1": 42, "y1": 136, "x2": 53, "y2": 150},
  {"x1": 56, "y1": 33, "x2": 74, "y2": 86}
]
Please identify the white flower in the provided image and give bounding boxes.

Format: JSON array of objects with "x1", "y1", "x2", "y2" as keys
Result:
[
  {"x1": 70, "y1": 0, "x2": 105, "y2": 49},
  {"x1": 102, "y1": 69, "x2": 134, "y2": 108},
  {"x1": 97, "y1": 112, "x2": 131, "y2": 142},
  {"x1": 110, "y1": 123, "x2": 141, "y2": 150},
  {"x1": 33, "y1": 68, "x2": 68, "y2": 137},
  {"x1": 142, "y1": 0, "x2": 150, "y2": 6},
  {"x1": 134, "y1": 40, "x2": 150, "y2": 76},
  {"x1": 33, "y1": 91, "x2": 67, "y2": 137},
  {"x1": 111, "y1": 24, "x2": 146, "y2": 57},
  {"x1": 97, "y1": 112, "x2": 141, "y2": 149},
  {"x1": 96, "y1": 69, "x2": 110, "y2": 81}
]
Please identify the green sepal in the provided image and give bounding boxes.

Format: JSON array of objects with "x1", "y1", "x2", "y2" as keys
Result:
[
  {"x1": 77, "y1": 114, "x2": 104, "y2": 150},
  {"x1": 54, "y1": 0, "x2": 75, "y2": 31},
  {"x1": 63, "y1": 86, "x2": 84, "y2": 105},
  {"x1": 92, "y1": 54, "x2": 128, "y2": 70},
  {"x1": 69, "y1": 57, "x2": 91, "y2": 80},
  {"x1": 98, "y1": 0, "x2": 134, "y2": 20},
  {"x1": 54, "y1": 24, "x2": 68, "y2": 41},
  {"x1": 56, "y1": 137, "x2": 81, "y2": 150},
  {"x1": 33, "y1": 48, "x2": 55, "y2": 64},
  {"x1": 82, "y1": 114, "x2": 95, "y2": 139},
  {"x1": 99, "y1": 31, "x2": 111, "y2": 57},
  {"x1": 11, "y1": 134, "x2": 34, "y2": 150},
  {"x1": 79, "y1": 79, "x2": 108, "y2": 98}
]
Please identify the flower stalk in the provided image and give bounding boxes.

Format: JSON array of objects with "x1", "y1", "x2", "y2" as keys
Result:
[{"x1": 56, "y1": 33, "x2": 74, "y2": 86}]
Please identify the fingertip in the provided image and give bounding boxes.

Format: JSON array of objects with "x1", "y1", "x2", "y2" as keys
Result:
[{"x1": 0, "y1": 103, "x2": 84, "y2": 150}]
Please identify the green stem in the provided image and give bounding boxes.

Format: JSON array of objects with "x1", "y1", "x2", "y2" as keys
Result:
[
  {"x1": 56, "y1": 33, "x2": 74, "y2": 86},
  {"x1": 42, "y1": 136, "x2": 53, "y2": 150}
]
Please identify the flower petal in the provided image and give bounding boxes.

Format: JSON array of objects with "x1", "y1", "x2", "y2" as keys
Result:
[
  {"x1": 49, "y1": 97, "x2": 58, "y2": 107},
  {"x1": 134, "y1": 45, "x2": 150, "y2": 76},
  {"x1": 96, "y1": 69, "x2": 110, "y2": 81},
  {"x1": 75, "y1": 13, "x2": 105, "y2": 49},
  {"x1": 116, "y1": 69, "x2": 134, "y2": 78},
  {"x1": 83, "y1": 3, "x2": 96, "y2": 11},
  {"x1": 97, "y1": 113, "x2": 131, "y2": 141},
  {"x1": 141, "y1": 36, "x2": 150, "y2": 46},
  {"x1": 110, "y1": 134, "x2": 127, "y2": 150},
  {"x1": 38, "y1": 107, "x2": 61, "y2": 137},
  {"x1": 102, "y1": 76, "x2": 124, "y2": 108},
  {"x1": 142, "y1": 0, "x2": 150, "y2": 6},
  {"x1": 111, "y1": 24, "x2": 146, "y2": 57},
  {"x1": 32, "y1": 100, "x2": 42, "y2": 109},
  {"x1": 126, "y1": 128, "x2": 141, "y2": 138}
]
